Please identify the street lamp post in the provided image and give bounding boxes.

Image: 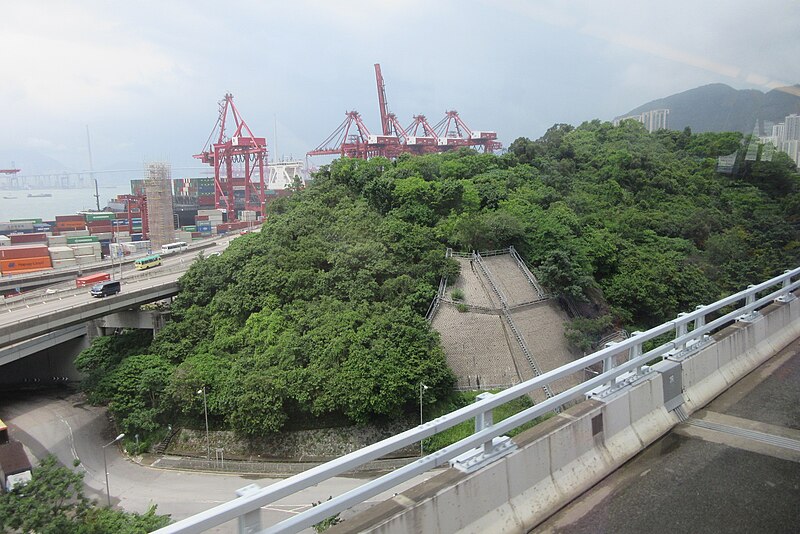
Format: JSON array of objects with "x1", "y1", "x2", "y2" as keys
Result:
[
  {"x1": 102, "y1": 433, "x2": 125, "y2": 507},
  {"x1": 419, "y1": 383, "x2": 429, "y2": 456},
  {"x1": 198, "y1": 387, "x2": 210, "y2": 460}
]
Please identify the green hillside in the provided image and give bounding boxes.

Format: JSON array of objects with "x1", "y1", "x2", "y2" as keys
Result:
[{"x1": 76, "y1": 120, "x2": 800, "y2": 439}]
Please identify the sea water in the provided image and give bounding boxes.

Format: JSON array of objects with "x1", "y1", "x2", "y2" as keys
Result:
[{"x1": 0, "y1": 185, "x2": 133, "y2": 221}]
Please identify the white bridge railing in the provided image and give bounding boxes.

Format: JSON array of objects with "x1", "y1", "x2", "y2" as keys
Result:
[{"x1": 156, "y1": 267, "x2": 800, "y2": 534}]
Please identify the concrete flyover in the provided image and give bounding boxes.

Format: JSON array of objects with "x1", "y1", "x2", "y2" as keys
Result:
[
  {"x1": 0, "y1": 239, "x2": 218, "y2": 295},
  {"x1": 0, "y1": 271, "x2": 181, "y2": 348},
  {"x1": 0, "y1": 323, "x2": 87, "y2": 368}
]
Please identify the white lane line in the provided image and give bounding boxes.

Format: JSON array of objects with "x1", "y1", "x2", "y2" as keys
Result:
[{"x1": 58, "y1": 415, "x2": 86, "y2": 473}]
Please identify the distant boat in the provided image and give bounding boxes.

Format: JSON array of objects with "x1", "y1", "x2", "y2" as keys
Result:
[
  {"x1": 27, "y1": 193, "x2": 52, "y2": 198},
  {"x1": 2, "y1": 195, "x2": 17, "y2": 199}
]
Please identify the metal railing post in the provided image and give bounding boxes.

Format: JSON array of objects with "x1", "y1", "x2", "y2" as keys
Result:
[
  {"x1": 475, "y1": 392, "x2": 494, "y2": 455},
  {"x1": 694, "y1": 305, "x2": 706, "y2": 331},
  {"x1": 746, "y1": 285, "x2": 756, "y2": 308},
  {"x1": 603, "y1": 341, "x2": 617, "y2": 388},
  {"x1": 776, "y1": 270, "x2": 796, "y2": 303},
  {"x1": 629, "y1": 331, "x2": 643, "y2": 375},
  {"x1": 236, "y1": 484, "x2": 262, "y2": 534},
  {"x1": 738, "y1": 285, "x2": 762, "y2": 322},
  {"x1": 675, "y1": 313, "x2": 689, "y2": 352}
]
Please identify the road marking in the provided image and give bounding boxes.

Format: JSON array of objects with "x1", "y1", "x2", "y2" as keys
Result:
[
  {"x1": 685, "y1": 418, "x2": 800, "y2": 452},
  {"x1": 58, "y1": 415, "x2": 86, "y2": 472}
]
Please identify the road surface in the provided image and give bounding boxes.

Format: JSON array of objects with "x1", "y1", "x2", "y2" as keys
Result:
[{"x1": 0, "y1": 388, "x2": 438, "y2": 532}]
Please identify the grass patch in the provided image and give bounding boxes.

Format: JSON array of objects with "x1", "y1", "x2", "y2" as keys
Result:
[
  {"x1": 451, "y1": 288, "x2": 465, "y2": 301},
  {"x1": 456, "y1": 303, "x2": 469, "y2": 313},
  {"x1": 421, "y1": 390, "x2": 553, "y2": 454}
]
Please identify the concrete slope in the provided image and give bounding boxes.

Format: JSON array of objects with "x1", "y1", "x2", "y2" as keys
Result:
[
  {"x1": 510, "y1": 301, "x2": 582, "y2": 394},
  {"x1": 447, "y1": 257, "x2": 495, "y2": 309},
  {"x1": 481, "y1": 255, "x2": 539, "y2": 307},
  {"x1": 431, "y1": 252, "x2": 578, "y2": 396},
  {"x1": 432, "y1": 304, "x2": 519, "y2": 389}
]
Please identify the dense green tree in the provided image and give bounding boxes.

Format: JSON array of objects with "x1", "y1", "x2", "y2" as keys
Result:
[
  {"x1": 75, "y1": 121, "x2": 800, "y2": 439},
  {"x1": 0, "y1": 456, "x2": 170, "y2": 533}
]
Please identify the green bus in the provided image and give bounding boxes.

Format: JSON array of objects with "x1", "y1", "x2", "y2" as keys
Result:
[{"x1": 134, "y1": 254, "x2": 162, "y2": 271}]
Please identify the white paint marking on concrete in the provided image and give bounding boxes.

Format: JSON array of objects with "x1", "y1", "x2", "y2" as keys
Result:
[{"x1": 59, "y1": 415, "x2": 85, "y2": 472}]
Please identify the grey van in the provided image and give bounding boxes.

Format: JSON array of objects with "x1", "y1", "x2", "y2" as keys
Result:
[{"x1": 90, "y1": 280, "x2": 121, "y2": 298}]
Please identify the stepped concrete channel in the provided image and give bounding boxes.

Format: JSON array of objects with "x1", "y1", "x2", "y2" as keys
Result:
[{"x1": 431, "y1": 252, "x2": 579, "y2": 397}]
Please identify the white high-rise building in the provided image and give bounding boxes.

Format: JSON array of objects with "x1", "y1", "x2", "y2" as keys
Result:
[
  {"x1": 785, "y1": 114, "x2": 800, "y2": 142},
  {"x1": 772, "y1": 123, "x2": 786, "y2": 146},
  {"x1": 784, "y1": 139, "x2": 800, "y2": 167},
  {"x1": 613, "y1": 109, "x2": 669, "y2": 133},
  {"x1": 643, "y1": 109, "x2": 669, "y2": 132}
]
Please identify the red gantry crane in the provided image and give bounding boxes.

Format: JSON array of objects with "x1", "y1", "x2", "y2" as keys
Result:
[
  {"x1": 308, "y1": 64, "x2": 501, "y2": 160},
  {"x1": 195, "y1": 94, "x2": 267, "y2": 221}
]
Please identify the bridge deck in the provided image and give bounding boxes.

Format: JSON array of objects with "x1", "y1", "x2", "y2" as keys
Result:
[{"x1": 534, "y1": 338, "x2": 800, "y2": 533}]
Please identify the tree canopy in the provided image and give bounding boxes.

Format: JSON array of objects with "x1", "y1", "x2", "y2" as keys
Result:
[
  {"x1": 78, "y1": 119, "x2": 800, "y2": 438},
  {"x1": 0, "y1": 455, "x2": 170, "y2": 533}
]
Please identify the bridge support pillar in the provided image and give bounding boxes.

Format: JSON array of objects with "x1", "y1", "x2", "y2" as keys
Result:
[{"x1": 94, "y1": 310, "x2": 170, "y2": 334}]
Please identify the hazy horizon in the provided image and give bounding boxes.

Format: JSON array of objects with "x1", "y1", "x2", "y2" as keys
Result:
[{"x1": 2, "y1": 1, "x2": 798, "y2": 175}]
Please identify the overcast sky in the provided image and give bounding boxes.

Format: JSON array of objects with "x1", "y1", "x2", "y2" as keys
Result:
[{"x1": 2, "y1": 0, "x2": 798, "y2": 175}]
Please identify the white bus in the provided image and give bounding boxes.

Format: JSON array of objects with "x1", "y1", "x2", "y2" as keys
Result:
[{"x1": 161, "y1": 241, "x2": 188, "y2": 254}]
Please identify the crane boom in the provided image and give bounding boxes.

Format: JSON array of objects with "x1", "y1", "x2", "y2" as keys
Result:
[{"x1": 374, "y1": 63, "x2": 391, "y2": 136}]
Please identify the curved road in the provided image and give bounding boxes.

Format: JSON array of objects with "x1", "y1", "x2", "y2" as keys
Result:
[{"x1": 1, "y1": 390, "x2": 438, "y2": 532}]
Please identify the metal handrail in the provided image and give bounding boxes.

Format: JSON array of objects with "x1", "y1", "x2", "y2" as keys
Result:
[
  {"x1": 475, "y1": 250, "x2": 551, "y2": 397},
  {"x1": 508, "y1": 245, "x2": 547, "y2": 299},
  {"x1": 502, "y1": 309, "x2": 554, "y2": 399},
  {"x1": 473, "y1": 252, "x2": 507, "y2": 307},
  {"x1": 156, "y1": 267, "x2": 800, "y2": 534}
]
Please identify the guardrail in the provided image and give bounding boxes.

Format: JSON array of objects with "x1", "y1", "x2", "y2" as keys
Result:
[{"x1": 156, "y1": 267, "x2": 800, "y2": 533}]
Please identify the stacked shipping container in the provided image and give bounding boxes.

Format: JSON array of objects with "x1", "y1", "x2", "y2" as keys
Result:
[{"x1": 0, "y1": 245, "x2": 52, "y2": 275}]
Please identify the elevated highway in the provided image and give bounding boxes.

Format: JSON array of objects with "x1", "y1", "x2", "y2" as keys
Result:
[
  {"x1": 0, "y1": 271, "x2": 180, "y2": 347},
  {"x1": 0, "y1": 238, "x2": 218, "y2": 295},
  {"x1": 0, "y1": 237, "x2": 235, "y2": 369}
]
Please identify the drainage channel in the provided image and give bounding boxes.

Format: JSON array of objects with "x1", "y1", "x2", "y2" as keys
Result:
[{"x1": 685, "y1": 418, "x2": 800, "y2": 452}]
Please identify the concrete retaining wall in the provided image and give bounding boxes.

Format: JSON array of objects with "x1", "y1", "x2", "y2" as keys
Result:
[{"x1": 333, "y1": 296, "x2": 800, "y2": 533}]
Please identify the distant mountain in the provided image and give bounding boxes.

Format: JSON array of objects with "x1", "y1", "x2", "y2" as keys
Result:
[
  {"x1": 618, "y1": 83, "x2": 800, "y2": 134},
  {"x1": 0, "y1": 149, "x2": 71, "y2": 175}
]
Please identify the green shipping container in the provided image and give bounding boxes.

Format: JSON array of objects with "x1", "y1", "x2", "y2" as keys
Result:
[
  {"x1": 66, "y1": 236, "x2": 100, "y2": 244},
  {"x1": 84, "y1": 212, "x2": 116, "y2": 222},
  {"x1": 182, "y1": 226, "x2": 196, "y2": 231},
  {"x1": 11, "y1": 218, "x2": 43, "y2": 224}
]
